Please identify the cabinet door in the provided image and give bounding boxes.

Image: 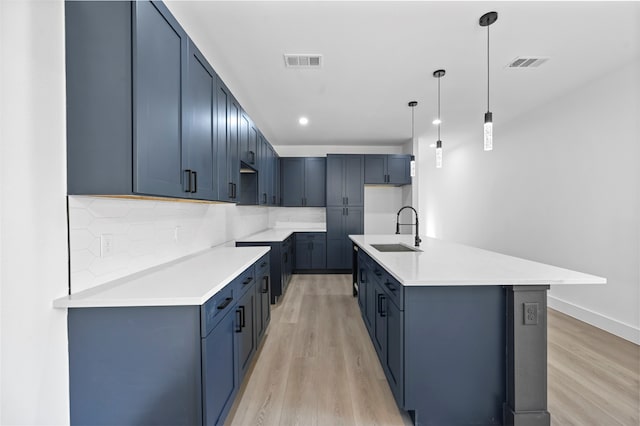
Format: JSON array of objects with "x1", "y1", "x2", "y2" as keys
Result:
[
  {"x1": 365, "y1": 272, "x2": 376, "y2": 330},
  {"x1": 344, "y1": 206, "x2": 364, "y2": 236},
  {"x1": 228, "y1": 98, "x2": 240, "y2": 201},
  {"x1": 364, "y1": 155, "x2": 386, "y2": 184},
  {"x1": 248, "y1": 123, "x2": 258, "y2": 167},
  {"x1": 326, "y1": 239, "x2": 345, "y2": 270},
  {"x1": 216, "y1": 80, "x2": 232, "y2": 201},
  {"x1": 373, "y1": 285, "x2": 387, "y2": 357},
  {"x1": 326, "y1": 155, "x2": 345, "y2": 206},
  {"x1": 236, "y1": 288, "x2": 255, "y2": 380},
  {"x1": 281, "y1": 158, "x2": 304, "y2": 206},
  {"x1": 387, "y1": 155, "x2": 410, "y2": 185},
  {"x1": 133, "y1": 0, "x2": 187, "y2": 198},
  {"x1": 326, "y1": 207, "x2": 344, "y2": 240},
  {"x1": 343, "y1": 155, "x2": 364, "y2": 206},
  {"x1": 254, "y1": 274, "x2": 270, "y2": 344},
  {"x1": 304, "y1": 157, "x2": 326, "y2": 206},
  {"x1": 258, "y1": 135, "x2": 268, "y2": 205},
  {"x1": 184, "y1": 40, "x2": 217, "y2": 200},
  {"x1": 358, "y1": 264, "x2": 367, "y2": 312},
  {"x1": 310, "y1": 239, "x2": 326, "y2": 269},
  {"x1": 202, "y1": 309, "x2": 238, "y2": 426},
  {"x1": 239, "y1": 111, "x2": 251, "y2": 165},
  {"x1": 295, "y1": 238, "x2": 311, "y2": 269},
  {"x1": 385, "y1": 299, "x2": 404, "y2": 405}
]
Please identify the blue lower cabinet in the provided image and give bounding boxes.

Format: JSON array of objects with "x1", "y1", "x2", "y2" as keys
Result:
[
  {"x1": 357, "y1": 250, "x2": 506, "y2": 426},
  {"x1": 202, "y1": 308, "x2": 239, "y2": 426},
  {"x1": 68, "y1": 258, "x2": 269, "y2": 426},
  {"x1": 236, "y1": 240, "x2": 292, "y2": 304}
]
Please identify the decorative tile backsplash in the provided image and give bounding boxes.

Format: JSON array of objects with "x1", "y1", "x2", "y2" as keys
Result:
[{"x1": 68, "y1": 196, "x2": 270, "y2": 293}]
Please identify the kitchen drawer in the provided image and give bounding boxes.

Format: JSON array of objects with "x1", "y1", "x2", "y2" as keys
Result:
[
  {"x1": 369, "y1": 260, "x2": 403, "y2": 310},
  {"x1": 201, "y1": 283, "x2": 235, "y2": 337},
  {"x1": 255, "y1": 253, "x2": 270, "y2": 277},
  {"x1": 236, "y1": 265, "x2": 256, "y2": 297}
]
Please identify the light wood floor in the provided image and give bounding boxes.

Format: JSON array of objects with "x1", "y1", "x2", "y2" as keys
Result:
[{"x1": 227, "y1": 274, "x2": 640, "y2": 426}]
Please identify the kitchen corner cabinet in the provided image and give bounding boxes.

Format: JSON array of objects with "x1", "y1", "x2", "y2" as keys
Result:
[
  {"x1": 67, "y1": 254, "x2": 270, "y2": 426},
  {"x1": 294, "y1": 232, "x2": 326, "y2": 270},
  {"x1": 236, "y1": 235, "x2": 293, "y2": 304},
  {"x1": 280, "y1": 157, "x2": 326, "y2": 207},
  {"x1": 364, "y1": 154, "x2": 411, "y2": 185}
]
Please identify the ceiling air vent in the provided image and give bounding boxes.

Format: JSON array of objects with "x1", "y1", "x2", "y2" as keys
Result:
[
  {"x1": 284, "y1": 54, "x2": 322, "y2": 68},
  {"x1": 506, "y1": 56, "x2": 549, "y2": 68}
]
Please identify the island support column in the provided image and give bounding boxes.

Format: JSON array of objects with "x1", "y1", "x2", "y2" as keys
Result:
[{"x1": 504, "y1": 285, "x2": 551, "y2": 426}]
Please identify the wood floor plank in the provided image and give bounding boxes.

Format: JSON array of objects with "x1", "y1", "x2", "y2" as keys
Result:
[{"x1": 227, "y1": 275, "x2": 640, "y2": 426}]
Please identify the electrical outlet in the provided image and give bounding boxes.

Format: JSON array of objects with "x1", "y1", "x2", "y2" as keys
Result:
[
  {"x1": 174, "y1": 226, "x2": 181, "y2": 242},
  {"x1": 100, "y1": 234, "x2": 114, "y2": 258},
  {"x1": 523, "y1": 302, "x2": 539, "y2": 325}
]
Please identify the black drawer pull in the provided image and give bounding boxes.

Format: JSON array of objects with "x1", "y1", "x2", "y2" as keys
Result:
[
  {"x1": 217, "y1": 297, "x2": 233, "y2": 310},
  {"x1": 360, "y1": 269, "x2": 366, "y2": 283},
  {"x1": 262, "y1": 276, "x2": 269, "y2": 293},
  {"x1": 374, "y1": 270, "x2": 382, "y2": 277},
  {"x1": 249, "y1": 150, "x2": 255, "y2": 164},
  {"x1": 243, "y1": 277, "x2": 253, "y2": 285},
  {"x1": 384, "y1": 282, "x2": 397, "y2": 292},
  {"x1": 260, "y1": 261, "x2": 267, "y2": 268},
  {"x1": 191, "y1": 171, "x2": 197, "y2": 193},
  {"x1": 379, "y1": 294, "x2": 386, "y2": 317},
  {"x1": 184, "y1": 169, "x2": 193, "y2": 192},
  {"x1": 239, "y1": 305, "x2": 246, "y2": 328},
  {"x1": 235, "y1": 309, "x2": 242, "y2": 333}
]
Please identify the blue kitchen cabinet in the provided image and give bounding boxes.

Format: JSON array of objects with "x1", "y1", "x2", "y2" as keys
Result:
[
  {"x1": 67, "y1": 256, "x2": 269, "y2": 426},
  {"x1": 326, "y1": 155, "x2": 364, "y2": 207},
  {"x1": 236, "y1": 238, "x2": 293, "y2": 304},
  {"x1": 281, "y1": 158, "x2": 326, "y2": 207},
  {"x1": 326, "y1": 206, "x2": 363, "y2": 270},
  {"x1": 294, "y1": 233, "x2": 326, "y2": 270},
  {"x1": 254, "y1": 256, "x2": 271, "y2": 344},
  {"x1": 364, "y1": 154, "x2": 411, "y2": 185},
  {"x1": 67, "y1": 0, "x2": 194, "y2": 199},
  {"x1": 239, "y1": 110, "x2": 258, "y2": 167},
  {"x1": 216, "y1": 80, "x2": 240, "y2": 202},
  {"x1": 184, "y1": 40, "x2": 218, "y2": 200},
  {"x1": 356, "y1": 249, "x2": 506, "y2": 425}
]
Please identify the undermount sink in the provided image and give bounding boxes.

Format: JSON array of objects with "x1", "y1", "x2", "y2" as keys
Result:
[{"x1": 371, "y1": 243, "x2": 422, "y2": 253}]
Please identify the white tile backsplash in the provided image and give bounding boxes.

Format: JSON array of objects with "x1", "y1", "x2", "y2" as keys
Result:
[
  {"x1": 268, "y1": 207, "x2": 326, "y2": 227},
  {"x1": 68, "y1": 196, "x2": 269, "y2": 293}
]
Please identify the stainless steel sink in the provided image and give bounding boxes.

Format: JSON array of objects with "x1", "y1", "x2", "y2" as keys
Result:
[{"x1": 371, "y1": 243, "x2": 421, "y2": 253}]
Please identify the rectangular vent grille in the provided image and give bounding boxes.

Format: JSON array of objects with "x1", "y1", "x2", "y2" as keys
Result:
[
  {"x1": 507, "y1": 56, "x2": 549, "y2": 68},
  {"x1": 284, "y1": 54, "x2": 322, "y2": 68}
]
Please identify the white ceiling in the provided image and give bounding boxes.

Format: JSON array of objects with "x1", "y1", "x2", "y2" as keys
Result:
[{"x1": 166, "y1": 1, "x2": 640, "y2": 147}]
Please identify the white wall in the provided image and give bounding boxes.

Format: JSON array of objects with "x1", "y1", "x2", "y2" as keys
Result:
[
  {"x1": 420, "y1": 59, "x2": 640, "y2": 343},
  {"x1": 69, "y1": 197, "x2": 269, "y2": 293},
  {"x1": 0, "y1": 0, "x2": 70, "y2": 423}
]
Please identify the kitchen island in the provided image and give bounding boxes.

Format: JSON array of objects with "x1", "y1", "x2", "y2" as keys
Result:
[{"x1": 350, "y1": 234, "x2": 605, "y2": 426}]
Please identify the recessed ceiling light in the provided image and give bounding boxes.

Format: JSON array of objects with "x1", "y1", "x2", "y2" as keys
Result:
[
  {"x1": 299, "y1": 117, "x2": 309, "y2": 126},
  {"x1": 432, "y1": 118, "x2": 441, "y2": 125}
]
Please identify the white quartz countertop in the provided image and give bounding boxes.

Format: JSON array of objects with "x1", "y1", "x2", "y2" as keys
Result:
[
  {"x1": 236, "y1": 226, "x2": 326, "y2": 243},
  {"x1": 350, "y1": 234, "x2": 606, "y2": 286},
  {"x1": 53, "y1": 246, "x2": 270, "y2": 308}
]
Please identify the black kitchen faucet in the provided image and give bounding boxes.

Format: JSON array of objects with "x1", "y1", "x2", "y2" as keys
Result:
[{"x1": 396, "y1": 206, "x2": 421, "y2": 247}]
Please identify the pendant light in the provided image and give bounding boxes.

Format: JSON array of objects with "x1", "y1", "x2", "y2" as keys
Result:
[
  {"x1": 433, "y1": 69, "x2": 445, "y2": 168},
  {"x1": 408, "y1": 101, "x2": 418, "y2": 176},
  {"x1": 479, "y1": 11, "x2": 498, "y2": 151}
]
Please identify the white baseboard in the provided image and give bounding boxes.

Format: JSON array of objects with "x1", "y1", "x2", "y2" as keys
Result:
[{"x1": 547, "y1": 295, "x2": 640, "y2": 345}]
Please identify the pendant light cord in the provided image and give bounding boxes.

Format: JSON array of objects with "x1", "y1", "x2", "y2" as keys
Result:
[
  {"x1": 411, "y1": 105, "x2": 415, "y2": 141},
  {"x1": 437, "y1": 76, "x2": 441, "y2": 140},
  {"x1": 487, "y1": 25, "x2": 490, "y2": 111}
]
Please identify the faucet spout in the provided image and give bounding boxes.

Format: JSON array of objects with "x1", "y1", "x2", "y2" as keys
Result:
[{"x1": 395, "y1": 206, "x2": 421, "y2": 247}]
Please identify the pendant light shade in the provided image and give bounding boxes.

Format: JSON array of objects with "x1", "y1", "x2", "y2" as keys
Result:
[
  {"x1": 433, "y1": 69, "x2": 445, "y2": 168},
  {"x1": 408, "y1": 101, "x2": 418, "y2": 176},
  {"x1": 480, "y1": 11, "x2": 497, "y2": 151}
]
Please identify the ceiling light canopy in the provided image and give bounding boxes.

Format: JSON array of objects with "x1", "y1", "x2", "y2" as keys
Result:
[{"x1": 298, "y1": 117, "x2": 309, "y2": 126}]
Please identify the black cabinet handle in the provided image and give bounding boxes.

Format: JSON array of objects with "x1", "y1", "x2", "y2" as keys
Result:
[
  {"x1": 378, "y1": 294, "x2": 386, "y2": 317},
  {"x1": 384, "y1": 282, "x2": 397, "y2": 293},
  {"x1": 228, "y1": 182, "x2": 234, "y2": 198},
  {"x1": 360, "y1": 269, "x2": 366, "y2": 283},
  {"x1": 234, "y1": 183, "x2": 238, "y2": 199},
  {"x1": 284, "y1": 252, "x2": 288, "y2": 263},
  {"x1": 273, "y1": 195, "x2": 276, "y2": 204},
  {"x1": 301, "y1": 197, "x2": 305, "y2": 206},
  {"x1": 242, "y1": 276, "x2": 253, "y2": 285},
  {"x1": 217, "y1": 297, "x2": 233, "y2": 310},
  {"x1": 346, "y1": 207, "x2": 349, "y2": 216},
  {"x1": 239, "y1": 305, "x2": 245, "y2": 328},
  {"x1": 260, "y1": 261, "x2": 267, "y2": 268},
  {"x1": 191, "y1": 171, "x2": 197, "y2": 193},
  {"x1": 184, "y1": 169, "x2": 193, "y2": 192},
  {"x1": 263, "y1": 193, "x2": 267, "y2": 204},
  {"x1": 249, "y1": 150, "x2": 255, "y2": 164},
  {"x1": 235, "y1": 309, "x2": 242, "y2": 333},
  {"x1": 346, "y1": 197, "x2": 348, "y2": 205},
  {"x1": 262, "y1": 276, "x2": 269, "y2": 293},
  {"x1": 342, "y1": 197, "x2": 346, "y2": 205},
  {"x1": 374, "y1": 270, "x2": 382, "y2": 277}
]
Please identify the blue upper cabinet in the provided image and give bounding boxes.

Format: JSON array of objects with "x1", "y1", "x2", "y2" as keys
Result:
[
  {"x1": 239, "y1": 111, "x2": 257, "y2": 167},
  {"x1": 327, "y1": 155, "x2": 364, "y2": 206},
  {"x1": 216, "y1": 80, "x2": 240, "y2": 203},
  {"x1": 364, "y1": 154, "x2": 411, "y2": 185},
  {"x1": 184, "y1": 40, "x2": 218, "y2": 200},
  {"x1": 280, "y1": 157, "x2": 326, "y2": 207}
]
